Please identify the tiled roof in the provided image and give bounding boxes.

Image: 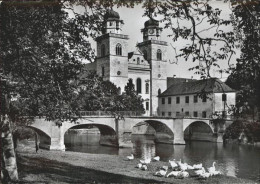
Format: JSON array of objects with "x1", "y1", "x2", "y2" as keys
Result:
[{"x1": 159, "y1": 78, "x2": 236, "y2": 97}]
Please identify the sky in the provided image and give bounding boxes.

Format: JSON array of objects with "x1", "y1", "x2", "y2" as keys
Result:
[{"x1": 76, "y1": 1, "x2": 239, "y2": 81}]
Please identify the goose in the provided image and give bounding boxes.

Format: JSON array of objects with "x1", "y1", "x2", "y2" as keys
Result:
[
  {"x1": 177, "y1": 160, "x2": 188, "y2": 171},
  {"x1": 169, "y1": 160, "x2": 178, "y2": 168},
  {"x1": 166, "y1": 171, "x2": 181, "y2": 178},
  {"x1": 136, "y1": 163, "x2": 142, "y2": 169},
  {"x1": 127, "y1": 154, "x2": 134, "y2": 161},
  {"x1": 140, "y1": 158, "x2": 151, "y2": 164},
  {"x1": 208, "y1": 162, "x2": 216, "y2": 173},
  {"x1": 194, "y1": 167, "x2": 206, "y2": 176},
  {"x1": 186, "y1": 164, "x2": 194, "y2": 170},
  {"x1": 199, "y1": 172, "x2": 211, "y2": 179},
  {"x1": 141, "y1": 164, "x2": 148, "y2": 171},
  {"x1": 153, "y1": 156, "x2": 160, "y2": 161},
  {"x1": 154, "y1": 169, "x2": 167, "y2": 177},
  {"x1": 193, "y1": 163, "x2": 203, "y2": 170},
  {"x1": 210, "y1": 170, "x2": 221, "y2": 176},
  {"x1": 178, "y1": 171, "x2": 189, "y2": 178}
]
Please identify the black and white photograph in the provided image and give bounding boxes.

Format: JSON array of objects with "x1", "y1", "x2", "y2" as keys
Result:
[{"x1": 1, "y1": 0, "x2": 260, "y2": 183}]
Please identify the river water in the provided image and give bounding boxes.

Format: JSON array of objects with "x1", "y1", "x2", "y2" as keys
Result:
[{"x1": 65, "y1": 133, "x2": 260, "y2": 182}]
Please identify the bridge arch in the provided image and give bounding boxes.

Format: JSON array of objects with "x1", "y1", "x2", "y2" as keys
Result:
[
  {"x1": 131, "y1": 120, "x2": 174, "y2": 144},
  {"x1": 64, "y1": 123, "x2": 117, "y2": 147},
  {"x1": 27, "y1": 126, "x2": 51, "y2": 149},
  {"x1": 183, "y1": 121, "x2": 214, "y2": 142}
]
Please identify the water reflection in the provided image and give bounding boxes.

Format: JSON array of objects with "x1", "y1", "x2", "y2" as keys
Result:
[{"x1": 65, "y1": 133, "x2": 260, "y2": 181}]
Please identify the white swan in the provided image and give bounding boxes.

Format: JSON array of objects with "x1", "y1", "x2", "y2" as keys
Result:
[
  {"x1": 169, "y1": 160, "x2": 178, "y2": 168},
  {"x1": 194, "y1": 167, "x2": 206, "y2": 176},
  {"x1": 136, "y1": 163, "x2": 142, "y2": 169},
  {"x1": 208, "y1": 162, "x2": 216, "y2": 173},
  {"x1": 166, "y1": 171, "x2": 181, "y2": 178},
  {"x1": 140, "y1": 158, "x2": 151, "y2": 164},
  {"x1": 199, "y1": 172, "x2": 211, "y2": 178},
  {"x1": 141, "y1": 164, "x2": 148, "y2": 171},
  {"x1": 210, "y1": 170, "x2": 221, "y2": 176},
  {"x1": 186, "y1": 164, "x2": 194, "y2": 170},
  {"x1": 153, "y1": 156, "x2": 160, "y2": 161},
  {"x1": 193, "y1": 163, "x2": 203, "y2": 169},
  {"x1": 177, "y1": 160, "x2": 188, "y2": 171},
  {"x1": 154, "y1": 169, "x2": 167, "y2": 177},
  {"x1": 179, "y1": 171, "x2": 189, "y2": 178},
  {"x1": 126, "y1": 154, "x2": 134, "y2": 160}
]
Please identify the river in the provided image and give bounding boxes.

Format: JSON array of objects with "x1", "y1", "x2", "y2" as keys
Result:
[{"x1": 65, "y1": 133, "x2": 260, "y2": 182}]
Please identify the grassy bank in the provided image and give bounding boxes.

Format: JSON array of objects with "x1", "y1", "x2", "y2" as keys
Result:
[{"x1": 15, "y1": 141, "x2": 258, "y2": 184}]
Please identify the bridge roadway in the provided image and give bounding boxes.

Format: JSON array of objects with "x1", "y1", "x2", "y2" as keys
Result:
[{"x1": 29, "y1": 115, "x2": 230, "y2": 151}]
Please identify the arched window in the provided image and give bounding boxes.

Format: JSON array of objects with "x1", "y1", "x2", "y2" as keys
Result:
[
  {"x1": 157, "y1": 49, "x2": 162, "y2": 60},
  {"x1": 145, "y1": 83, "x2": 149, "y2": 94},
  {"x1": 118, "y1": 87, "x2": 121, "y2": 95},
  {"x1": 143, "y1": 50, "x2": 147, "y2": 60},
  {"x1": 136, "y1": 78, "x2": 142, "y2": 94},
  {"x1": 101, "y1": 44, "x2": 105, "y2": 57},
  {"x1": 158, "y1": 88, "x2": 161, "y2": 95},
  {"x1": 116, "y1": 43, "x2": 122, "y2": 56}
]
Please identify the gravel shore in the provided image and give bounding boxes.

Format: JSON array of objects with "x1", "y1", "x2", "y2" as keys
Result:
[{"x1": 16, "y1": 141, "x2": 258, "y2": 184}]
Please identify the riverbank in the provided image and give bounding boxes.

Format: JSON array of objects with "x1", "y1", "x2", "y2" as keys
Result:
[{"x1": 15, "y1": 141, "x2": 258, "y2": 184}]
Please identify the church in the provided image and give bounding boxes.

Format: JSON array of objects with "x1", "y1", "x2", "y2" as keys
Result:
[{"x1": 85, "y1": 9, "x2": 168, "y2": 116}]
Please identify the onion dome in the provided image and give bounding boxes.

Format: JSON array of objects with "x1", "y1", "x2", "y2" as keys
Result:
[
  {"x1": 144, "y1": 18, "x2": 159, "y2": 28},
  {"x1": 104, "y1": 9, "x2": 120, "y2": 21}
]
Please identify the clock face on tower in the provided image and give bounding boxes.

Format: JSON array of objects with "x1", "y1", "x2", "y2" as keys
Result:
[{"x1": 149, "y1": 29, "x2": 154, "y2": 34}]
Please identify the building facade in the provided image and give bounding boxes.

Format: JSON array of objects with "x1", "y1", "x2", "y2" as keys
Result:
[
  {"x1": 84, "y1": 9, "x2": 168, "y2": 115},
  {"x1": 158, "y1": 78, "x2": 236, "y2": 119}
]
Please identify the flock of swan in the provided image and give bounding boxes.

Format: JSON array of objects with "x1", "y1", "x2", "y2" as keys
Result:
[{"x1": 126, "y1": 154, "x2": 222, "y2": 179}]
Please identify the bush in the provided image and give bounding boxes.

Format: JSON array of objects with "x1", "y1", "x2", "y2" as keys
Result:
[{"x1": 224, "y1": 120, "x2": 260, "y2": 142}]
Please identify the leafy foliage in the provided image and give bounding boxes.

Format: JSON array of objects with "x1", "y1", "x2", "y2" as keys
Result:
[
  {"x1": 226, "y1": 0, "x2": 260, "y2": 119},
  {"x1": 143, "y1": 0, "x2": 236, "y2": 78},
  {"x1": 72, "y1": 74, "x2": 145, "y2": 115}
]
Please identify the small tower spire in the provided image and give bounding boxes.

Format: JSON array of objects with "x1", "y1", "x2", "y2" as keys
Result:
[
  {"x1": 141, "y1": 17, "x2": 162, "y2": 41},
  {"x1": 102, "y1": 9, "x2": 124, "y2": 34}
]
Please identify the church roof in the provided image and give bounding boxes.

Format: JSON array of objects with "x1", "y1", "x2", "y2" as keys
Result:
[
  {"x1": 128, "y1": 48, "x2": 143, "y2": 59},
  {"x1": 159, "y1": 78, "x2": 236, "y2": 97},
  {"x1": 144, "y1": 18, "x2": 159, "y2": 28},
  {"x1": 104, "y1": 9, "x2": 120, "y2": 21}
]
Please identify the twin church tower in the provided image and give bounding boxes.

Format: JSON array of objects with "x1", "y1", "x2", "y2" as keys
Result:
[{"x1": 85, "y1": 9, "x2": 168, "y2": 116}]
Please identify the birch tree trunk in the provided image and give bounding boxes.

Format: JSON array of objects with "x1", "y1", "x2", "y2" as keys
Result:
[{"x1": 1, "y1": 115, "x2": 19, "y2": 182}]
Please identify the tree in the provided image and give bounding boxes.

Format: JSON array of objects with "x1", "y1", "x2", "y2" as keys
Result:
[
  {"x1": 143, "y1": 0, "x2": 236, "y2": 79},
  {"x1": 0, "y1": 0, "x2": 109, "y2": 182},
  {"x1": 72, "y1": 74, "x2": 144, "y2": 115},
  {"x1": 226, "y1": 0, "x2": 260, "y2": 120},
  {"x1": 122, "y1": 79, "x2": 145, "y2": 114}
]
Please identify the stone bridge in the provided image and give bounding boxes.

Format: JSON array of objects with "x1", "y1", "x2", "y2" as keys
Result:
[{"x1": 29, "y1": 116, "x2": 231, "y2": 151}]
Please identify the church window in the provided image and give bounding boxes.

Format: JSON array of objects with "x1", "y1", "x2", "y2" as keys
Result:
[
  {"x1": 143, "y1": 50, "x2": 148, "y2": 60},
  {"x1": 157, "y1": 49, "x2": 162, "y2": 60},
  {"x1": 101, "y1": 44, "x2": 105, "y2": 57},
  {"x1": 145, "y1": 83, "x2": 149, "y2": 94},
  {"x1": 116, "y1": 43, "x2": 122, "y2": 56},
  {"x1": 136, "y1": 78, "x2": 142, "y2": 94},
  {"x1": 102, "y1": 66, "x2": 105, "y2": 77}
]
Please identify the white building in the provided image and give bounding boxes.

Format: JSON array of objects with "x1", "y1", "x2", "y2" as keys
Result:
[
  {"x1": 84, "y1": 9, "x2": 168, "y2": 116},
  {"x1": 158, "y1": 78, "x2": 236, "y2": 119}
]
